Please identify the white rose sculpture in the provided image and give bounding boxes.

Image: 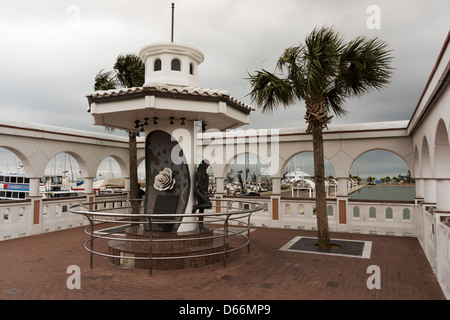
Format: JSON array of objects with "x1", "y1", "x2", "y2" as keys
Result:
[{"x1": 153, "y1": 168, "x2": 176, "y2": 191}]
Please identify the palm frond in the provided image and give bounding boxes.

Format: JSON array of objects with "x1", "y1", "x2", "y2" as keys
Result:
[
  {"x1": 94, "y1": 70, "x2": 117, "y2": 91},
  {"x1": 338, "y1": 36, "x2": 393, "y2": 97},
  {"x1": 247, "y1": 25, "x2": 393, "y2": 120},
  {"x1": 303, "y1": 26, "x2": 343, "y2": 99},
  {"x1": 247, "y1": 69, "x2": 295, "y2": 114},
  {"x1": 113, "y1": 54, "x2": 145, "y2": 88}
]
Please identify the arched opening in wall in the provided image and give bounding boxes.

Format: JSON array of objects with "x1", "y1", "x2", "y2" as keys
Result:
[
  {"x1": 421, "y1": 137, "x2": 432, "y2": 179},
  {"x1": 421, "y1": 136, "x2": 436, "y2": 204},
  {"x1": 154, "y1": 59, "x2": 162, "y2": 71},
  {"x1": 171, "y1": 58, "x2": 181, "y2": 71},
  {"x1": 205, "y1": 164, "x2": 215, "y2": 195},
  {"x1": 414, "y1": 145, "x2": 424, "y2": 199},
  {"x1": 138, "y1": 159, "x2": 146, "y2": 181},
  {"x1": 421, "y1": 137, "x2": 432, "y2": 178},
  {"x1": 434, "y1": 119, "x2": 450, "y2": 177},
  {"x1": 136, "y1": 159, "x2": 146, "y2": 196},
  {"x1": 0, "y1": 147, "x2": 28, "y2": 200},
  {"x1": 43, "y1": 152, "x2": 83, "y2": 198},
  {"x1": 225, "y1": 153, "x2": 269, "y2": 196},
  {"x1": 282, "y1": 152, "x2": 336, "y2": 198},
  {"x1": 414, "y1": 145, "x2": 420, "y2": 177},
  {"x1": 95, "y1": 156, "x2": 126, "y2": 195},
  {"x1": 349, "y1": 149, "x2": 415, "y2": 201},
  {"x1": 97, "y1": 156, "x2": 122, "y2": 180}
]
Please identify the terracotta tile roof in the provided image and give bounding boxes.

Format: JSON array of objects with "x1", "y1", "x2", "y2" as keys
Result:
[{"x1": 86, "y1": 85, "x2": 254, "y2": 113}]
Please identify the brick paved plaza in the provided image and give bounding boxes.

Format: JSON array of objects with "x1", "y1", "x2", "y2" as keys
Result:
[{"x1": 0, "y1": 225, "x2": 445, "y2": 301}]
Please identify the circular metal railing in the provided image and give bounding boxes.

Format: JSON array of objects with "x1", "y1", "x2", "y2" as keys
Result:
[{"x1": 68, "y1": 198, "x2": 264, "y2": 277}]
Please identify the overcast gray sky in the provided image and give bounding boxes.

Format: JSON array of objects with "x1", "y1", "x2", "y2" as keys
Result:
[
  {"x1": 0, "y1": 0, "x2": 448, "y2": 177},
  {"x1": 0, "y1": 0, "x2": 448, "y2": 132}
]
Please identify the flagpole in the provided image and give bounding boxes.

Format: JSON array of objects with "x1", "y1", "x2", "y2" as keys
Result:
[{"x1": 171, "y1": 3, "x2": 175, "y2": 43}]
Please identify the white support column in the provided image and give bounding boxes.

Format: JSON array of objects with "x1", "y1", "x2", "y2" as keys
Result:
[
  {"x1": 215, "y1": 177, "x2": 225, "y2": 195},
  {"x1": 337, "y1": 177, "x2": 348, "y2": 197},
  {"x1": 84, "y1": 177, "x2": 94, "y2": 194},
  {"x1": 271, "y1": 177, "x2": 281, "y2": 195},
  {"x1": 177, "y1": 120, "x2": 199, "y2": 232},
  {"x1": 83, "y1": 177, "x2": 95, "y2": 209},
  {"x1": 270, "y1": 177, "x2": 282, "y2": 228},
  {"x1": 28, "y1": 177, "x2": 43, "y2": 235},
  {"x1": 436, "y1": 179, "x2": 450, "y2": 211},
  {"x1": 213, "y1": 177, "x2": 225, "y2": 214},
  {"x1": 124, "y1": 177, "x2": 131, "y2": 194},
  {"x1": 415, "y1": 178, "x2": 424, "y2": 199},
  {"x1": 28, "y1": 178, "x2": 40, "y2": 197},
  {"x1": 424, "y1": 179, "x2": 437, "y2": 205},
  {"x1": 336, "y1": 177, "x2": 349, "y2": 232}
]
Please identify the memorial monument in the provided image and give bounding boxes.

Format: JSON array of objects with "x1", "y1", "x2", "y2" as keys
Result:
[{"x1": 86, "y1": 33, "x2": 254, "y2": 269}]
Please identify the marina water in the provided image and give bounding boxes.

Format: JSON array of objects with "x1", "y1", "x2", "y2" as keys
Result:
[{"x1": 349, "y1": 185, "x2": 416, "y2": 201}]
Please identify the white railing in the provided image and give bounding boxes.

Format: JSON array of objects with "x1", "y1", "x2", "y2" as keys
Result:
[
  {"x1": 232, "y1": 196, "x2": 416, "y2": 237},
  {"x1": 0, "y1": 194, "x2": 128, "y2": 241},
  {"x1": 436, "y1": 219, "x2": 450, "y2": 297},
  {"x1": 279, "y1": 198, "x2": 338, "y2": 231},
  {"x1": 417, "y1": 204, "x2": 450, "y2": 299},
  {"x1": 0, "y1": 199, "x2": 32, "y2": 240},
  {"x1": 347, "y1": 200, "x2": 416, "y2": 237},
  {"x1": 0, "y1": 194, "x2": 420, "y2": 240},
  {"x1": 420, "y1": 207, "x2": 437, "y2": 268}
]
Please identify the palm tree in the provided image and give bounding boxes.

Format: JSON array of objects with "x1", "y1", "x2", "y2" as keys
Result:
[
  {"x1": 94, "y1": 54, "x2": 145, "y2": 90},
  {"x1": 94, "y1": 54, "x2": 145, "y2": 214},
  {"x1": 113, "y1": 54, "x2": 145, "y2": 89},
  {"x1": 94, "y1": 70, "x2": 117, "y2": 91},
  {"x1": 248, "y1": 26, "x2": 393, "y2": 248}
]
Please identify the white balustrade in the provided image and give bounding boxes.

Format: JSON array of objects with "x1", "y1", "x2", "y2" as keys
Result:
[
  {"x1": 0, "y1": 194, "x2": 128, "y2": 240},
  {"x1": 436, "y1": 219, "x2": 450, "y2": 297}
]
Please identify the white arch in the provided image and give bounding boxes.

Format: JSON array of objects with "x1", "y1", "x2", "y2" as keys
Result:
[
  {"x1": 434, "y1": 119, "x2": 450, "y2": 177},
  {"x1": 421, "y1": 136, "x2": 432, "y2": 178},
  {"x1": 281, "y1": 151, "x2": 336, "y2": 178},
  {"x1": 223, "y1": 152, "x2": 269, "y2": 180},
  {"x1": 349, "y1": 148, "x2": 412, "y2": 180},
  {"x1": 0, "y1": 146, "x2": 33, "y2": 177}
]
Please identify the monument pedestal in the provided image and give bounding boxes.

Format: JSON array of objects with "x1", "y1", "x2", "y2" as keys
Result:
[{"x1": 108, "y1": 226, "x2": 225, "y2": 270}]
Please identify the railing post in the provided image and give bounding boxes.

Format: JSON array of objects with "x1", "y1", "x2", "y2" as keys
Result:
[
  {"x1": 66, "y1": 198, "x2": 263, "y2": 278},
  {"x1": 28, "y1": 177, "x2": 43, "y2": 235},
  {"x1": 223, "y1": 214, "x2": 229, "y2": 269},
  {"x1": 83, "y1": 177, "x2": 95, "y2": 211},
  {"x1": 247, "y1": 213, "x2": 251, "y2": 254},
  {"x1": 88, "y1": 216, "x2": 95, "y2": 269},
  {"x1": 336, "y1": 177, "x2": 349, "y2": 233},
  {"x1": 148, "y1": 216, "x2": 153, "y2": 278}
]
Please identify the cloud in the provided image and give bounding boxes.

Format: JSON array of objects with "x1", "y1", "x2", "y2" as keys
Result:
[
  {"x1": 0, "y1": 0, "x2": 448, "y2": 131},
  {"x1": 0, "y1": 0, "x2": 448, "y2": 174}
]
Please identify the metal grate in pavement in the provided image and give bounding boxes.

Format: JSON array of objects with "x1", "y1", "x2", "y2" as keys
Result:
[{"x1": 280, "y1": 236, "x2": 372, "y2": 259}]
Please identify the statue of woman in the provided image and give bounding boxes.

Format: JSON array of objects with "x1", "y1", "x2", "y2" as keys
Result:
[{"x1": 192, "y1": 160, "x2": 212, "y2": 231}]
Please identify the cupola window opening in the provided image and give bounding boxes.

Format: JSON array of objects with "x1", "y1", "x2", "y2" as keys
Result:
[
  {"x1": 189, "y1": 62, "x2": 194, "y2": 75},
  {"x1": 171, "y1": 58, "x2": 181, "y2": 71},
  {"x1": 154, "y1": 59, "x2": 162, "y2": 71}
]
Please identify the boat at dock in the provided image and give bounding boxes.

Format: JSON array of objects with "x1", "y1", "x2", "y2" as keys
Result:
[{"x1": 0, "y1": 173, "x2": 84, "y2": 200}]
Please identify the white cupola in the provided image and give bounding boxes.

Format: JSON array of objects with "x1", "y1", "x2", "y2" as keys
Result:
[{"x1": 138, "y1": 42, "x2": 205, "y2": 88}]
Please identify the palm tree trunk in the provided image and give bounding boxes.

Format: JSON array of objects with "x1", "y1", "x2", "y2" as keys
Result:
[
  {"x1": 311, "y1": 123, "x2": 331, "y2": 249},
  {"x1": 128, "y1": 131, "x2": 139, "y2": 215}
]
